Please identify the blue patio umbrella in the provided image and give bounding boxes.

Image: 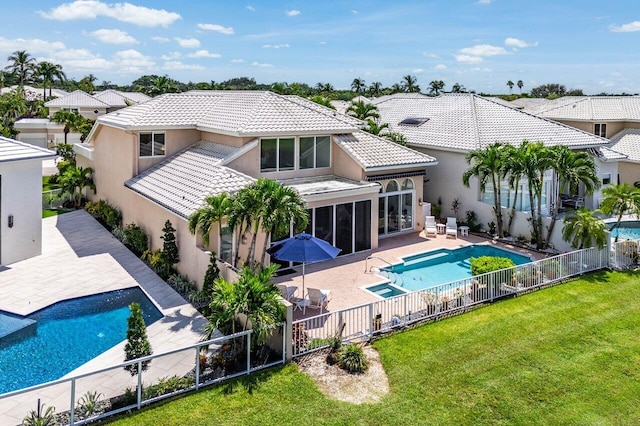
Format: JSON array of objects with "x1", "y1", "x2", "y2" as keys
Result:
[{"x1": 267, "y1": 233, "x2": 341, "y2": 300}]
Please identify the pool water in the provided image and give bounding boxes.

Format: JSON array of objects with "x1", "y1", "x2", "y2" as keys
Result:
[
  {"x1": 0, "y1": 287, "x2": 163, "y2": 394},
  {"x1": 366, "y1": 282, "x2": 409, "y2": 298},
  {"x1": 610, "y1": 221, "x2": 640, "y2": 241},
  {"x1": 375, "y1": 245, "x2": 531, "y2": 293}
]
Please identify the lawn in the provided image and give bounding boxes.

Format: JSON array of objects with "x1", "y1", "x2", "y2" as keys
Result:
[{"x1": 108, "y1": 271, "x2": 640, "y2": 425}]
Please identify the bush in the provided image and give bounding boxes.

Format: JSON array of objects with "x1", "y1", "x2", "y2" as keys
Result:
[
  {"x1": 121, "y1": 223, "x2": 148, "y2": 256},
  {"x1": 85, "y1": 199, "x2": 121, "y2": 230},
  {"x1": 142, "y1": 248, "x2": 168, "y2": 278},
  {"x1": 338, "y1": 344, "x2": 369, "y2": 374},
  {"x1": 22, "y1": 401, "x2": 56, "y2": 426},
  {"x1": 76, "y1": 390, "x2": 103, "y2": 418},
  {"x1": 143, "y1": 375, "x2": 194, "y2": 399},
  {"x1": 470, "y1": 256, "x2": 515, "y2": 276},
  {"x1": 465, "y1": 210, "x2": 482, "y2": 233}
]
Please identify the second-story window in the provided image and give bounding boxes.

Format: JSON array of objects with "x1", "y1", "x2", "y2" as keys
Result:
[
  {"x1": 260, "y1": 137, "x2": 294, "y2": 172},
  {"x1": 139, "y1": 132, "x2": 165, "y2": 157},
  {"x1": 594, "y1": 123, "x2": 607, "y2": 138},
  {"x1": 299, "y1": 136, "x2": 331, "y2": 169}
]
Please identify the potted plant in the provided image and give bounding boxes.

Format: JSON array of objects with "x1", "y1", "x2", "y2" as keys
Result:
[{"x1": 373, "y1": 313, "x2": 382, "y2": 331}]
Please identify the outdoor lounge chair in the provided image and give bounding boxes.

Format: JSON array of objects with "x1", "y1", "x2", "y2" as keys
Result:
[
  {"x1": 276, "y1": 284, "x2": 297, "y2": 302},
  {"x1": 425, "y1": 215, "x2": 438, "y2": 237},
  {"x1": 307, "y1": 288, "x2": 331, "y2": 313},
  {"x1": 446, "y1": 217, "x2": 458, "y2": 239}
]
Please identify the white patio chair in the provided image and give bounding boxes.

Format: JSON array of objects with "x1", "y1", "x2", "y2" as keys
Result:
[
  {"x1": 425, "y1": 215, "x2": 438, "y2": 237},
  {"x1": 276, "y1": 284, "x2": 297, "y2": 302},
  {"x1": 446, "y1": 217, "x2": 458, "y2": 239},
  {"x1": 307, "y1": 288, "x2": 331, "y2": 313}
]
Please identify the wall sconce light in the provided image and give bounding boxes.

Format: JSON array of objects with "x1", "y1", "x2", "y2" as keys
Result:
[
  {"x1": 8, "y1": 215, "x2": 13, "y2": 228},
  {"x1": 241, "y1": 234, "x2": 247, "y2": 245},
  {"x1": 418, "y1": 198, "x2": 423, "y2": 206}
]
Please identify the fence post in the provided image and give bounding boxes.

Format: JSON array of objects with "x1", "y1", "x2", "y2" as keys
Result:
[
  {"x1": 369, "y1": 304, "x2": 374, "y2": 340},
  {"x1": 404, "y1": 294, "x2": 408, "y2": 326},
  {"x1": 246, "y1": 331, "x2": 251, "y2": 374},
  {"x1": 70, "y1": 377, "x2": 76, "y2": 426},
  {"x1": 281, "y1": 324, "x2": 286, "y2": 364},
  {"x1": 195, "y1": 346, "x2": 201, "y2": 390},
  {"x1": 489, "y1": 273, "x2": 494, "y2": 302},
  {"x1": 137, "y1": 361, "x2": 142, "y2": 409}
]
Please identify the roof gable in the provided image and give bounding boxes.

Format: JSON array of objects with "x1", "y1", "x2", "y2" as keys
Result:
[
  {"x1": 525, "y1": 96, "x2": 640, "y2": 121},
  {"x1": 45, "y1": 90, "x2": 110, "y2": 108},
  {"x1": 0, "y1": 137, "x2": 56, "y2": 163}
]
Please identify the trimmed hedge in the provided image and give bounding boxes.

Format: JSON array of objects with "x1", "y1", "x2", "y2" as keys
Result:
[{"x1": 470, "y1": 256, "x2": 515, "y2": 276}]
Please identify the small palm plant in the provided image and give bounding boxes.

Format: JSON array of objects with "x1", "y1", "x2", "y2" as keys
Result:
[
  {"x1": 338, "y1": 344, "x2": 369, "y2": 374},
  {"x1": 22, "y1": 400, "x2": 56, "y2": 426},
  {"x1": 76, "y1": 390, "x2": 103, "y2": 418}
]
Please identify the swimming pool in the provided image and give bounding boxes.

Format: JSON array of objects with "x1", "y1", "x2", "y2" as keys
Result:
[
  {"x1": 371, "y1": 245, "x2": 531, "y2": 295},
  {"x1": 609, "y1": 221, "x2": 640, "y2": 241},
  {"x1": 0, "y1": 287, "x2": 163, "y2": 394}
]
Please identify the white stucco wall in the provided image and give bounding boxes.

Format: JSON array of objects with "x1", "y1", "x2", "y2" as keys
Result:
[{"x1": 0, "y1": 159, "x2": 43, "y2": 265}]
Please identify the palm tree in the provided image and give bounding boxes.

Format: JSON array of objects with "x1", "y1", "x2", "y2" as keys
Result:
[
  {"x1": 600, "y1": 183, "x2": 640, "y2": 242},
  {"x1": 5, "y1": 50, "x2": 36, "y2": 88},
  {"x1": 363, "y1": 119, "x2": 389, "y2": 136},
  {"x1": 346, "y1": 100, "x2": 380, "y2": 121},
  {"x1": 309, "y1": 95, "x2": 335, "y2": 110},
  {"x1": 384, "y1": 132, "x2": 407, "y2": 146},
  {"x1": 502, "y1": 144, "x2": 527, "y2": 235},
  {"x1": 51, "y1": 110, "x2": 83, "y2": 144},
  {"x1": 78, "y1": 74, "x2": 98, "y2": 94},
  {"x1": 259, "y1": 184, "x2": 308, "y2": 264},
  {"x1": 148, "y1": 75, "x2": 176, "y2": 96},
  {"x1": 428, "y1": 80, "x2": 445, "y2": 96},
  {"x1": 270, "y1": 82, "x2": 289, "y2": 95},
  {"x1": 517, "y1": 80, "x2": 524, "y2": 93},
  {"x1": 34, "y1": 61, "x2": 66, "y2": 99},
  {"x1": 188, "y1": 193, "x2": 232, "y2": 248},
  {"x1": 562, "y1": 208, "x2": 607, "y2": 249},
  {"x1": 520, "y1": 141, "x2": 554, "y2": 249},
  {"x1": 451, "y1": 83, "x2": 466, "y2": 93},
  {"x1": 351, "y1": 77, "x2": 366, "y2": 94},
  {"x1": 507, "y1": 80, "x2": 514, "y2": 94},
  {"x1": 391, "y1": 83, "x2": 403, "y2": 93},
  {"x1": 59, "y1": 166, "x2": 96, "y2": 208},
  {"x1": 462, "y1": 142, "x2": 509, "y2": 238},
  {"x1": 402, "y1": 75, "x2": 419, "y2": 93},
  {"x1": 545, "y1": 146, "x2": 599, "y2": 247},
  {"x1": 369, "y1": 81, "x2": 383, "y2": 97},
  {"x1": 227, "y1": 189, "x2": 254, "y2": 268}
]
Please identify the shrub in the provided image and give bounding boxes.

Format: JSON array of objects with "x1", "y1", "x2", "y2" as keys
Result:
[
  {"x1": 338, "y1": 343, "x2": 369, "y2": 374},
  {"x1": 142, "y1": 248, "x2": 167, "y2": 278},
  {"x1": 122, "y1": 223, "x2": 148, "y2": 256},
  {"x1": 111, "y1": 387, "x2": 136, "y2": 410},
  {"x1": 85, "y1": 199, "x2": 121, "y2": 230},
  {"x1": 161, "y1": 220, "x2": 179, "y2": 273},
  {"x1": 326, "y1": 336, "x2": 343, "y2": 365},
  {"x1": 202, "y1": 252, "x2": 220, "y2": 296},
  {"x1": 22, "y1": 401, "x2": 56, "y2": 426},
  {"x1": 465, "y1": 210, "x2": 482, "y2": 233},
  {"x1": 76, "y1": 390, "x2": 103, "y2": 418},
  {"x1": 142, "y1": 375, "x2": 194, "y2": 399},
  {"x1": 470, "y1": 256, "x2": 515, "y2": 276},
  {"x1": 124, "y1": 303, "x2": 152, "y2": 376}
]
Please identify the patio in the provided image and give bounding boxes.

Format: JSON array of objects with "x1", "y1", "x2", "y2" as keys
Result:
[{"x1": 273, "y1": 229, "x2": 547, "y2": 320}]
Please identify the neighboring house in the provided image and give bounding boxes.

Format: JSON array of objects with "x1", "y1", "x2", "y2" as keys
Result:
[
  {"x1": 525, "y1": 96, "x2": 640, "y2": 185},
  {"x1": 16, "y1": 90, "x2": 151, "y2": 148},
  {"x1": 372, "y1": 93, "x2": 618, "y2": 249},
  {"x1": 509, "y1": 97, "x2": 550, "y2": 110},
  {"x1": 0, "y1": 85, "x2": 68, "y2": 100},
  {"x1": 74, "y1": 90, "x2": 436, "y2": 286},
  {"x1": 0, "y1": 137, "x2": 56, "y2": 265}
]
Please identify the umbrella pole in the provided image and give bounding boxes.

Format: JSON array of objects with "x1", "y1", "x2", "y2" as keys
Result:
[{"x1": 302, "y1": 262, "x2": 306, "y2": 315}]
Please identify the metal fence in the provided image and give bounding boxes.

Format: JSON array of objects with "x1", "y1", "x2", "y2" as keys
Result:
[
  {"x1": 292, "y1": 246, "x2": 609, "y2": 357},
  {"x1": 42, "y1": 189, "x2": 71, "y2": 210},
  {"x1": 0, "y1": 328, "x2": 285, "y2": 426},
  {"x1": 610, "y1": 239, "x2": 639, "y2": 270}
]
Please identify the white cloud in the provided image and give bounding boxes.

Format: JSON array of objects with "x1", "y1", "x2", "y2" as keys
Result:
[
  {"x1": 471, "y1": 67, "x2": 492, "y2": 72},
  {"x1": 160, "y1": 52, "x2": 181, "y2": 60},
  {"x1": 610, "y1": 21, "x2": 640, "y2": 32},
  {"x1": 152, "y1": 36, "x2": 170, "y2": 43},
  {"x1": 598, "y1": 80, "x2": 615, "y2": 88},
  {"x1": 412, "y1": 68, "x2": 424, "y2": 73},
  {"x1": 49, "y1": 48, "x2": 112, "y2": 71},
  {"x1": 90, "y1": 28, "x2": 137, "y2": 44},
  {"x1": 285, "y1": 10, "x2": 300, "y2": 16},
  {"x1": 262, "y1": 44, "x2": 289, "y2": 49},
  {"x1": 38, "y1": 0, "x2": 181, "y2": 27},
  {"x1": 187, "y1": 50, "x2": 221, "y2": 58},
  {"x1": 197, "y1": 23, "x2": 234, "y2": 35},
  {"x1": 477, "y1": 0, "x2": 493, "y2": 4},
  {"x1": 319, "y1": 41, "x2": 327, "y2": 45},
  {"x1": 162, "y1": 61, "x2": 205, "y2": 71},
  {"x1": 434, "y1": 64, "x2": 447, "y2": 70},
  {"x1": 459, "y1": 44, "x2": 508, "y2": 57},
  {"x1": 246, "y1": 5, "x2": 255, "y2": 11},
  {"x1": 0, "y1": 37, "x2": 65, "y2": 54},
  {"x1": 455, "y1": 54, "x2": 483, "y2": 64},
  {"x1": 175, "y1": 37, "x2": 200, "y2": 48},
  {"x1": 230, "y1": 58, "x2": 245, "y2": 63},
  {"x1": 113, "y1": 49, "x2": 155, "y2": 71},
  {"x1": 504, "y1": 37, "x2": 538, "y2": 48},
  {"x1": 351, "y1": 10, "x2": 358, "y2": 14},
  {"x1": 422, "y1": 52, "x2": 439, "y2": 58},
  {"x1": 251, "y1": 61, "x2": 273, "y2": 67}
]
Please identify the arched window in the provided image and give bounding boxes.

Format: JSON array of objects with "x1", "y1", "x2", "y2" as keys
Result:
[
  {"x1": 376, "y1": 182, "x2": 384, "y2": 193},
  {"x1": 402, "y1": 178, "x2": 414, "y2": 190},
  {"x1": 386, "y1": 180, "x2": 398, "y2": 192}
]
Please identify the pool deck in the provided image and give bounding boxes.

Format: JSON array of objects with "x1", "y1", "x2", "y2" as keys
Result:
[
  {"x1": 0, "y1": 210, "x2": 207, "y2": 424},
  {"x1": 274, "y1": 229, "x2": 547, "y2": 320}
]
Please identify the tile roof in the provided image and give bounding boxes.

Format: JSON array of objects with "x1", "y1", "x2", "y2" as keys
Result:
[
  {"x1": 524, "y1": 96, "x2": 640, "y2": 121},
  {"x1": 279, "y1": 175, "x2": 379, "y2": 199},
  {"x1": 334, "y1": 131, "x2": 437, "y2": 171},
  {"x1": 607, "y1": 128, "x2": 640, "y2": 162},
  {"x1": 93, "y1": 90, "x2": 151, "y2": 107},
  {"x1": 589, "y1": 146, "x2": 628, "y2": 161},
  {"x1": 45, "y1": 90, "x2": 110, "y2": 108},
  {"x1": 509, "y1": 97, "x2": 550, "y2": 109},
  {"x1": 125, "y1": 141, "x2": 255, "y2": 218},
  {"x1": 97, "y1": 91, "x2": 360, "y2": 136},
  {"x1": 0, "y1": 137, "x2": 56, "y2": 163},
  {"x1": 374, "y1": 93, "x2": 608, "y2": 152},
  {"x1": 0, "y1": 85, "x2": 68, "y2": 99}
]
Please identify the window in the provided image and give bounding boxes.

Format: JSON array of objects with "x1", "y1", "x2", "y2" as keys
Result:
[
  {"x1": 594, "y1": 123, "x2": 607, "y2": 138},
  {"x1": 219, "y1": 225, "x2": 233, "y2": 264},
  {"x1": 379, "y1": 179, "x2": 415, "y2": 236},
  {"x1": 399, "y1": 117, "x2": 429, "y2": 126},
  {"x1": 299, "y1": 136, "x2": 331, "y2": 169},
  {"x1": 602, "y1": 173, "x2": 612, "y2": 185},
  {"x1": 260, "y1": 137, "x2": 294, "y2": 172},
  {"x1": 63, "y1": 108, "x2": 79, "y2": 113},
  {"x1": 139, "y1": 132, "x2": 165, "y2": 157}
]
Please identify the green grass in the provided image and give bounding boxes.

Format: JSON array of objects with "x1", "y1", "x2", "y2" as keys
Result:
[
  {"x1": 42, "y1": 175, "x2": 59, "y2": 191},
  {"x1": 108, "y1": 271, "x2": 640, "y2": 425}
]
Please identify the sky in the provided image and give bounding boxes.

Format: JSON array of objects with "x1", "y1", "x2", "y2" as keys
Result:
[{"x1": 0, "y1": 0, "x2": 639, "y2": 94}]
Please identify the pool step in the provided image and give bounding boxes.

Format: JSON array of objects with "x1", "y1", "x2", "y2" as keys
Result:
[
  {"x1": 403, "y1": 251, "x2": 449, "y2": 266},
  {"x1": 0, "y1": 314, "x2": 37, "y2": 348}
]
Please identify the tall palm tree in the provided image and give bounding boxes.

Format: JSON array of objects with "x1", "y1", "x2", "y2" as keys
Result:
[
  {"x1": 562, "y1": 208, "x2": 607, "y2": 249},
  {"x1": 402, "y1": 75, "x2": 419, "y2": 93},
  {"x1": 259, "y1": 184, "x2": 308, "y2": 264},
  {"x1": 369, "y1": 81, "x2": 383, "y2": 97},
  {"x1": 451, "y1": 83, "x2": 466, "y2": 93},
  {"x1": 227, "y1": 189, "x2": 254, "y2": 268},
  {"x1": 520, "y1": 141, "x2": 554, "y2": 249},
  {"x1": 428, "y1": 80, "x2": 445, "y2": 95},
  {"x1": 517, "y1": 80, "x2": 524, "y2": 93},
  {"x1": 502, "y1": 144, "x2": 527, "y2": 235},
  {"x1": 363, "y1": 119, "x2": 389, "y2": 136},
  {"x1": 462, "y1": 142, "x2": 509, "y2": 238},
  {"x1": 600, "y1": 183, "x2": 640, "y2": 242},
  {"x1": 34, "y1": 61, "x2": 66, "y2": 99},
  {"x1": 507, "y1": 80, "x2": 514, "y2": 94},
  {"x1": 148, "y1": 75, "x2": 175, "y2": 96},
  {"x1": 59, "y1": 166, "x2": 96, "y2": 208},
  {"x1": 545, "y1": 146, "x2": 599, "y2": 247},
  {"x1": 270, "y1": 82, "x2": 289, "y2": 95},
  {"x1": 309, "y1": 95, "x2": 335, "y2": 110},
  {"x1": 51, "y1": 110, "x2": 83, "y2": 144},
  {"x1": 188, "y1": 193, "x2": 232, "y2": 248},
  {"x1": 346, "y1": 100, "x2": 380, "y2": 121},
  {"x1": 5, "y1": 50, "x2": 36, "y2": 88},
  {"x1": 351, "y1": 77, "x2": 366, "y2": 94}
]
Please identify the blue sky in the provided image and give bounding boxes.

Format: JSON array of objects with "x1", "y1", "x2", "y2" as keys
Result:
[{"x1": 0, "y1": 0, "x2": 639, "y2": 94}]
